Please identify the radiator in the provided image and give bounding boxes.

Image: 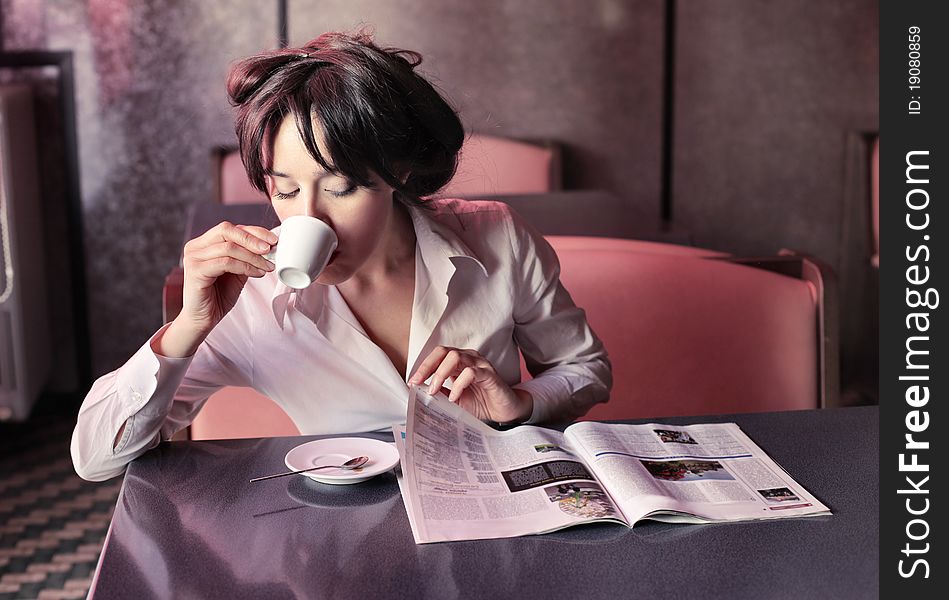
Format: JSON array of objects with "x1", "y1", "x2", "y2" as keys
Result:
[{"x1": 0, "y1": 84, "x2": 51, "y2": 421}]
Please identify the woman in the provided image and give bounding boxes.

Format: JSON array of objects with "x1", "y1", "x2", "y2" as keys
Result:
[{"x1": 71, "y1": 31, "x2": 611, "y2": 482}]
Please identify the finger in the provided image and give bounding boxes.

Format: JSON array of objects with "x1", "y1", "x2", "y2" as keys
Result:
[
  {"x1": 189, "y1": 221, "x2": 272, "y2": 253},
  {"x1": 236, "y1": 224, "x2": 279, "y2": 247},
  {"x1": 440, "y1": 347, "x2": 491, "y2": 370},
  {"x1": 185, "y1": 221, "x2": 237, "y2": 251},
  {"x1": 448, "y1": 367, "x2": 479, "y2": 403},
  {"x1": 428, "y1": 350, "x2": 466, "y2": 395},
  {"x1": 459, "y1": 349, "x2": 492, "y2": 370},
  {"x1": 193, "y1": 239, "x2": 275, "y2": 269},
  {"x1": 188, "y1": 240, "x2": 274, "y2": 273},
  {"x1": 409, "y1": 346, "x2": 454, "y2": 386},
  {"x1": 188, "y1": 255, "x2": 268, "y2": 281},
  {"x1": 216, "y1": 222, "x2": 274, "y2": 253}
]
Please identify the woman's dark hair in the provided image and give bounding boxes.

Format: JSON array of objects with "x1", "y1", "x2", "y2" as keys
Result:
[{"x1": 226, "y1": 29, "x2": 464, "y2": 207}]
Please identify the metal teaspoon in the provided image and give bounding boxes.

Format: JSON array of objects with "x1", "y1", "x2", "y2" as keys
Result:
[{"x1": 249, "y1": 455, "x2": 370, "y2": 482}]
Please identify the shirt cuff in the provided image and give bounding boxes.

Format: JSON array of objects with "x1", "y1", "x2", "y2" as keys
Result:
[
  {"x1": 114, "y1": 323, "x2": 195, "y2": 432},
  {"x1": 514, "y1": 375, "x2": 572, "y2": 425}
]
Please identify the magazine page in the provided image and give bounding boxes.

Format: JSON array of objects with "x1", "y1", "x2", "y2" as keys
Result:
[
  {"x1": 397, "y1": 386, "x2": 628, "y2": 544},
  {"x1": 565, "y1": 421, "x2": 831, "y2": 524},
  {"x1": 392, "y1": 424, "x2": 422, "y2": 538}
]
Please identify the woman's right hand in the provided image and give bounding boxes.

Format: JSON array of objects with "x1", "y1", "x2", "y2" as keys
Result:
[{"x1": 157, "y1": 222, "x2": 276, "y2": 358}]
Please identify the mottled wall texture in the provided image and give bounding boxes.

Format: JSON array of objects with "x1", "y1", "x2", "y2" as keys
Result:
[
  {"x1": 2, "y1": 0, "x2": 277, "y2": 380},
  {"x1": 674, "y1": 0, "x2": 879, "y2": 261},
  {"x1": 1, "y1": 1, "x2": 878, "y2": 399}
]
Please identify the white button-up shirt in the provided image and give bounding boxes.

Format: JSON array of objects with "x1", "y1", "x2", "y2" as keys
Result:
[{"x1": 71, "y1": 199, "x2": 612, "y2": 481}]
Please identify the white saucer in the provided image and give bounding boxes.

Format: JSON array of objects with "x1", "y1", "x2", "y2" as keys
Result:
[{"x1": 284, "y1": 437, "x2": 400, "y2": 485}]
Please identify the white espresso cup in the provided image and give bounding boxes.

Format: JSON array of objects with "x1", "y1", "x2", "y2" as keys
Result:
[{"x1": 268, "y1": 216, "x2": 338, "y2": 289}]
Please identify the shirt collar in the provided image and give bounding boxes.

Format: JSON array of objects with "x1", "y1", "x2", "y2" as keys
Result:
[{"x1": 270, "y1": 202, "x2": 487, "y2": 329}]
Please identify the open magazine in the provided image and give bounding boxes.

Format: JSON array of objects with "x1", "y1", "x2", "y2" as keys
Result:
[{"x1": 393, "y1": 386, "x2": 831, "y2": 544}]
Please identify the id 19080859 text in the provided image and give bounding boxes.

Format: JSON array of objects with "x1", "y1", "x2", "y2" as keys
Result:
[{"x1": 907, "y1": 26, "x2": 921, "y2": 115}]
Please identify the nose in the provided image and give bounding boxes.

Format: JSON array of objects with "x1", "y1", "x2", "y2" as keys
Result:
[
  {"x1": 300, "y1": 190, "x2": 323, "y2": 218},
  {"x1": 300, "y1": 193, "x2": 333, "y2": 229}
]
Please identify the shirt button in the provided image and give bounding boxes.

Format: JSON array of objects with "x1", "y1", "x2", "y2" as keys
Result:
[{"x1": 131, "y1": 390, "x2": 143, "y2": 402}]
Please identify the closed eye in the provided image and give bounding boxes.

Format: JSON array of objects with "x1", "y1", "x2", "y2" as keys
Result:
[
  {"x1": 327, "y1": 183, "x2": 358, "y2": 197},
  {"x1": 271, "y1": 182, "x2": 363, "y2": 201},
  {"x1": 272, "y1": 189, "x2": 298, "y2": 200}
]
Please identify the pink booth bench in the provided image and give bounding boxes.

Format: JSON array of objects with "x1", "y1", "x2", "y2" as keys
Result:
[
  {"x1": 163, "y1": 236, "x2": 835, "y2": 440},
  {"x1": 551, "y1": 238, "x2": 833, "y2": 421}
]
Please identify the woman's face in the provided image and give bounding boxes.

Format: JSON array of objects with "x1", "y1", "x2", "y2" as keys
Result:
[{"x1": 267, "y1": 114, "x2": 399, "y2": 285}]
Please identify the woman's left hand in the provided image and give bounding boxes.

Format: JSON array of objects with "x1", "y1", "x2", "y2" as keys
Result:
[{"x1": 408, "y1": 346, "x2": 533, "y2": 424}]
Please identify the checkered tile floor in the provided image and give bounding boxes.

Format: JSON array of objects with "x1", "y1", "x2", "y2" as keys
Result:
[{"x1": 0, "y1": 410, "x2": 122, "y2": 600}]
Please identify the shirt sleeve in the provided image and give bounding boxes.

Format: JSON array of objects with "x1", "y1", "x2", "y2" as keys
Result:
[
  {"x1": 505, "y1": 208, "x2": 613, "y2": 424},
  {"x1": 70, "y1": 315, "x2": 252, "y2": 482}
]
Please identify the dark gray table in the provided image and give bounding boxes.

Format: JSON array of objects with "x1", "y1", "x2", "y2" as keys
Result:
[{"x1": 89, "y1": 407, "x2": 878, "y2": 599}]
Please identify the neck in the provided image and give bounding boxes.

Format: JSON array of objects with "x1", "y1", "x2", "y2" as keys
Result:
[{"x1": 345, "y1": 202, "x2": 417, "y2": 291}]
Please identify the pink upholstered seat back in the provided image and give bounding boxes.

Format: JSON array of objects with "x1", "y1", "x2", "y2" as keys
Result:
[
  {"x1": 217, "y1": 149, "x2": 267, "y2": 204},
  {"x1": 535, "y1": 237, "x2": 819, "y2": 421},
  {"x1": 437, "y1": 134, "x2": 559, "y2": 197},
  {"x1": 190, "y1": 387, "x2": 299, "y2": 440},
  {"x1": 545, "y1": 236, "x2": 727, "y2": 258}
]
